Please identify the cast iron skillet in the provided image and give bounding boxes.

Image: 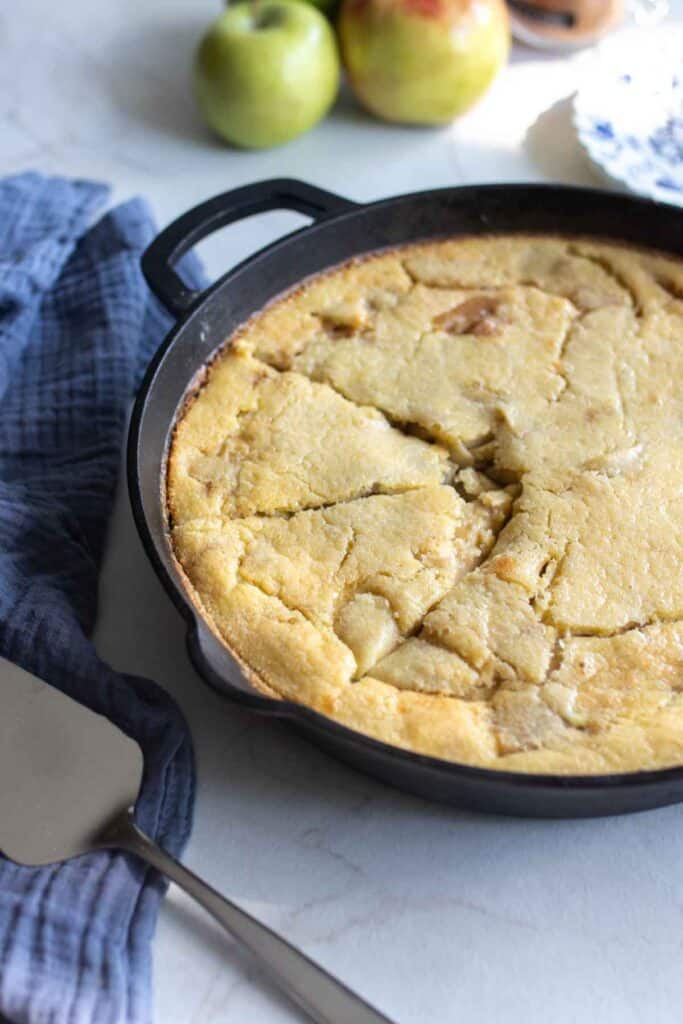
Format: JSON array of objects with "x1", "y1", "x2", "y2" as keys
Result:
[{"x1": 130, "y1": 178, "x2": 683, "y2": 818}]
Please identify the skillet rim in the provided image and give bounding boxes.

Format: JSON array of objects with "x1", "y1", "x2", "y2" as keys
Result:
[{"x1": 128, "y1": 180, "x2": 683, "y2": 807}]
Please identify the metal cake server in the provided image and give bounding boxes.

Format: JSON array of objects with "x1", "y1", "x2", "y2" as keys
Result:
[{"x1": 0, "y1": 656, "x2": 392, "y2": 1024}]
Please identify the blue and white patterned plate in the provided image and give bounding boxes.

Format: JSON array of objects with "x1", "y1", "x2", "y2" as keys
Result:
[{"x1": 573, "y1": 32, "x2": 683, "y2": 206}]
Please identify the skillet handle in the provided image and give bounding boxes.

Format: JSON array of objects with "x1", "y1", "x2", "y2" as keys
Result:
[{"x1": 142, "y1": 179, "x2": 359, "y2": 318}]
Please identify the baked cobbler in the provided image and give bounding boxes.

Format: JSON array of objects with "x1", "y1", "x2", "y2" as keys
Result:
[{"x1": 168, "y1": 236, "x2": 683, "y2": 774}]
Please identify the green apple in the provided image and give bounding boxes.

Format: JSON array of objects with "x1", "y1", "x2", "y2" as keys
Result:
[
  {"x1": 194, "y1": 1, "x2": 340, "y2": 149},
  {"x1": 338, "y1": 0, "x2": 510, "y2": 125}
]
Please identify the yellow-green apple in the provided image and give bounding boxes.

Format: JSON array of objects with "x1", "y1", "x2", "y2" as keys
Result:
[
  {"x1": 194, "y1": 1, "x2": 340, "y2": 149},
  {"x1": 338, "y1": 0, "x2": 510, "y2": 125}
]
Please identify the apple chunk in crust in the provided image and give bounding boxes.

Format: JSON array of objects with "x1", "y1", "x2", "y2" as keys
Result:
[{"x1": 168, "y1": 349, "x2": 450, "y2": 523}]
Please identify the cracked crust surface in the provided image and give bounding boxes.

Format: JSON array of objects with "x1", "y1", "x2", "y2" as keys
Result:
[{"x1": 168, "y1": 235, "x2": 683, "y2": 774}]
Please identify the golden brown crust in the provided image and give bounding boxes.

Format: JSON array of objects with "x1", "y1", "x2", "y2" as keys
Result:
[{"x1": 168, "y1": 235, "x2": 683, "y2": 774}]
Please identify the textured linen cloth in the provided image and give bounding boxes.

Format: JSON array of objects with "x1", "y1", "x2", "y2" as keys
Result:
[{"x1": 0, "y1": 172, "x2": 199, "y2": 1024}]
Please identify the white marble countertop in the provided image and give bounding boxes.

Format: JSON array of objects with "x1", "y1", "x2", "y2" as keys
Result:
[{"x1": 4, "y1": 2, "x2": 683, "y2": 1021}]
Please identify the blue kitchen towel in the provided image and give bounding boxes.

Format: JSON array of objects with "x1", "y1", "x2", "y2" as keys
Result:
[{"x1": 0, "y1": 173, "x2": 200, "y2": 1024}]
